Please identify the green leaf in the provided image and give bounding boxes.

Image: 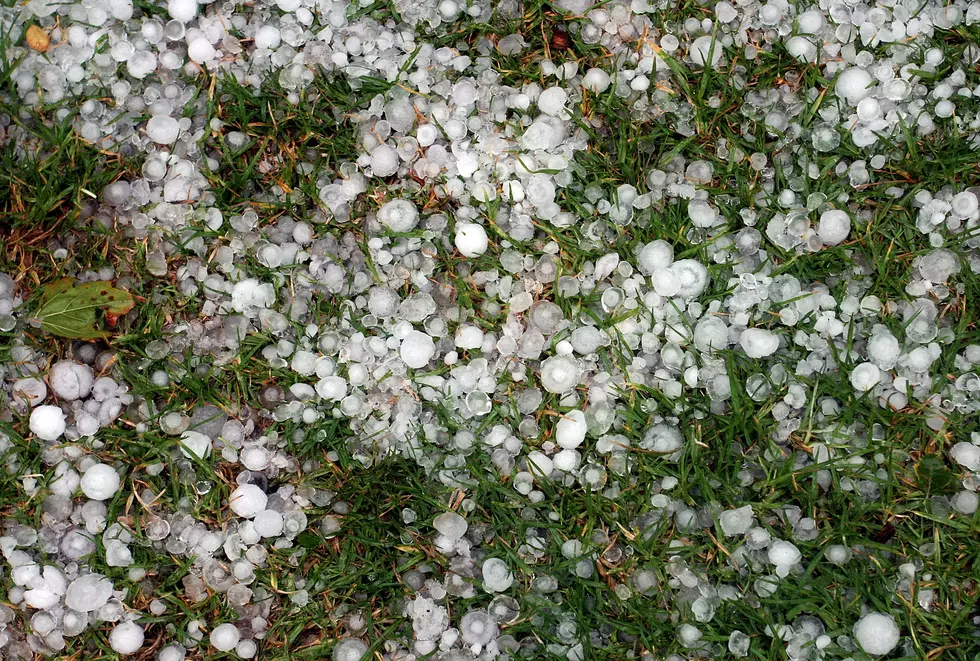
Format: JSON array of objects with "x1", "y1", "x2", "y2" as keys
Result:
[
  {"x1": 915, "y1": 455, "x2": 955, "y2": 495},
  {"x1": 34, "y1": 279, "x2": 136, "y2": 340}
]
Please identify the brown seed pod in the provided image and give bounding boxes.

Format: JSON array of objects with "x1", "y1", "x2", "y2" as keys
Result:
[
  {"x1": 550, "y1": 27, "x2": 570, "y2": 52},
  {"x1": 26, "y1": 25, "x2": 50, "y2": 53}
]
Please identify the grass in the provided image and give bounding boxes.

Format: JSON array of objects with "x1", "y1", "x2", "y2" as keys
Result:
[{"x1": 1, "y1": 3, "x2": 980, "y2": 661}]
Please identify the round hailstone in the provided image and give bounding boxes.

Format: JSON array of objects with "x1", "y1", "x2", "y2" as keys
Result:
[
  {"x1": 377, "y1": 199, "x2": 419, "y2": 232},
  {"x1": 768, "y1": 540, "x2": 802, "y2": 567},
  {"x1": 482, "y1": 558, "x2": 514, "y2": 592},
  {"x1": 739, "y1": 328, "x2": 779, "y2": 358},
  {"x1": 210, "y1": 623, "x2": 241, "y2": 651},
  {"x1": 539, "y1": 355, "x2": 582, "y2": 394},
  {"x1": 179, "y1": 430, "x2": 212, "y2": 460},
  {"x1": 12, "y1": 378, "x2": 47, "y2": 406},
  {"x1": 229, "y1": 484, "x2": 268, "y2": 518},
  {"x1": 187, "y1": 37, "x2": 216, "y2": 64},
  {"x1": 718, "y1": 505, "x2": 755, "y2": 537},
  {"x1": 333, "y1": 638, "x2": 369, "y2": 661},
  {"x1": 951, "y1": 191, "x2": 979, "y2": 218},
  {"x1": 50, "y1": 360, "x2": 95, "y2": 401},
  {"x1": 369, "y1": 143, "x2": 399, "y2": 177},
  {"x1": 672, "y1": 259, "x2": 709, "y2": 299},
  {"x1": 254, "y1": 25, "x2": 282, "y2": 50},
  {"x1": 817, "y1": 209, "x2": 851, "y2": 245},
  {"x1": 30, "y1": 405, "x2": 66, "y2": 441},
  {"x1": 556, "y1": 410, "x2": 587, "y2": 449},
  {"x1": 950, "y1": 442, "x2": 980, "y2": 471},
  {"x1": 642, "y1": 424, "x2": 684, "y2": 454},
  {"x1": 109, "y1": 621, "x2": 144, "y2": 655},
  {"x1": 66, "y1": 574, "x2": 114, "y2": 612},
  {"x1": 454, "y1": 223, "x2": 489, "y2": 258},
  {"x1": 850, "y1": 362, "x2": 881, "y2": 392},
  {"x1": 460, "y1": 610, "x2": 498, "y2": 646},
  {"x1": 835, "y1": 67, "x2": 873, "y2": 104},
  {"x1": 401, "y1": 331, "x2": 435, "y2": 369},
  {"x1": 538, "y1": 86, "x2": 568, "y2": 115},
  {"x1": 853, "y1": 612, "x2": 900, "y2": 656},
  {"x1": 146, "y1": 115, "x2": 180, "y2": 144},
  {"x1": 253, "y1": 509, "x2": 284, "y2": 538},
  {"x1": 168, "y1": 0, "x2": 198, "y2": 22},
  {"x1": 582, "y1": 68, "x2": 611, "y2": 93},
  {"x1": 689, "y1": 35, "x2": 722, "y2": 67},
  {"x1": 785, "y1": 36, "x2": 818, "y2": 63},
  {"x1": 81, "y1": 463, "x2": 121, "y2": 501},
  {"x1": 433, "y1": 512, "x2": 468, "y2": 540}
]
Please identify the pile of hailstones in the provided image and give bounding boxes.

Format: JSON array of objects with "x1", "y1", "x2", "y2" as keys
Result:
[{"x1": 4, "y1": 0, "x2": 980, "y2": 657}]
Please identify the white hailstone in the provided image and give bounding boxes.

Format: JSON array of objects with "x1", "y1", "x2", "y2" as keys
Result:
[
  {"x1": 694, "y1": 316, "x2": 729, "y2": 352},
  {"x1": 81, "y1": 463, "x2": 121, "y2": 501},
  {"x1": 229, "y1": 484, "x2": 268, "y2": 518},
  {"x1": 377, "y1": 199, "x2": 419, "y2": 232},
  {"x1": 66, "y1": 574, "x2": 113, "y2": 612},
  {"x1": 109, "y1": 621, "x2": 145, "y2": 655},
  {"x1": 689, "y1": 36, "x2": 722, "y2": 67},
  {"x1": 13, "y1": 377, "x2": 47, "y2": 406},
  {"x1": 817, "y1": 209, "x2": 851, "y2": 245},
  {"x1": 556, "y1": 410, "x2": 587, "y2": 449},
  {"x1": 539, "y1": 355, "x2": 582, "y2": 394},
  {"x1": 867, "y1": 331, "x2": 901, "y2": 370},
  {"x1": 187, "y1": 37, "x2": 216, "y2": 64},
  {"x1": 643, "y1": 424, "x2": 684, "y2": 454},
  {"x1": 159, "y1": 645, "x2": 186, "y2": 661},
  {"x1": 254, "y1": 26, "x2": 282, "y2": 50},
  {"x1": 678, "y1": 624, "x2": 702, "y2": 647},
  {"x1": 455, "y1": 324, "x2": 484, "y2": 350},
  {"x1": 482, "y1": 558, "x2": 514, "y2": 592},
  {"x1": 146, "y1": 115, "x2": 180, "y2": 144},
  {"x1": 527, "y1": 451, "x2": 553, "y2": 477},
  {"x1": 455, "y1": 223, "x2": 489, "y2": 257},
  {"x1": 768, "y1": 540, "x2": 802, "y2": 569},
  {"x1": 739, "y1": 328, "x2": 779, "y2": 358},
  {"x1": 168, "y1": 0, "x2": 198, "y2": 22},
  {"x1": 553, "y1": 449, "x2": 580, "y2": 472},
  {"x1": 231, "y1": 278, "x2": 275, "y2": 312},
  {"x1": 538, "y1": 86, "x2": 568, "y2": 115},
  {"x1": 210, "y1": 623, "x2": 241, "y2": 651},
  {"x1": 638, "y1": 240, "x2": 674, "y2": 275},
  {"x1": 688, "y1": 200, "x2": 717, "y2": 228},
  {"x1": 950, "y1": 442, "x2": 980, "y2": 471},
  {"x1": 850, "y1": 362, "x2": 881, "y2": 392},
  {"x1": 50, "y1": 360, "x2": 95, "y2": 401},
  {"x1": 672, "y1": 259, "x2": 709, "y2": 299},
  {"x1": 179, "y1": 430, "x2": 212, "y2": 460},
  {"x1": 853, "y1": 613, "x2": 900, "y2": 656},
  {"x1": 582, "y1": 68, "x2": 611, "y2": 93},
  {"x1": 718, "y1": 505, "x2": 755, "y2": 537},
  {"x1": 316, "y1": 376, "x2": 348, "y2": 401},
  {"x1": 401, "y1": 331, "x2": 436, "y2": 369},
  {"x1": 30, "y1": 405, "x2": 67, "y2": 441},
  {"x1": 333, "y1": 638, "x2": 369, "y2": 661},
  {"x1": 460, "y1": 611, "x2": 498, "y2": 646},
  {"x1": 369, "y1": 143, "x2": 399, "y2": 177},
  {"x1": 797, "y1": 8, "x2": 826, "y2": 33},
  {"x1": 825, "y1": 545, "x2": 851, "y2": 566},
  {"x1": 951, "y1": 191, "x2": 979, "y2": 218},
  {"x1": 836, "y1": 67, "x2": 874, "y2": 104},
  {"x1": 951, "y1": 490, "x2": 979, "y2": 514},
  {"x1": 253, "y1": 509, "x2": 284, "y2": 537},
  {"x1": 786, "y1": 36, "x2": 818, "y2": 63},
  {"x1": 433, "y1": 512, "x2": 468, "y2": 540},
  {"x1": 502, "y1": 180, "x2": 524, "y2": 202}
]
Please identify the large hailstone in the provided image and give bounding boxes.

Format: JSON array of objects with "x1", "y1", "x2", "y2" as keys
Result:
[
  {"x1": 30, "y1": 405, "x2": 67, "y2": 441},
  {"x1": 817, "y1": 209, "x2": 851, "y2": 245},
  {"x1": 539, "y1": 356, "x2": 582, "y2": 394},
  {"x1": 109, "y1": 621, "x2": 144, "y2": 655},
  {"x1": 739, "y1": 328, "x2": 779, "y2": 358},
  {"x1": 556, "y1": 410, "x2": 587, "y2": 449},
  {"x1": 853, "y1": 612, "x2": 900, "y2": 656},
  {"x1": 836, "y1": 67, "x2": 873, "y2": 104},
  {"x1": 210, "y1": 623, "x2": 241, "y2": 651},
  {"x1": 65, "y1": 574, "x2": 114, "y2": 612},
  {"x1": 146, "y1": 115, "x2": 180, "y2": 144},
  {"x1": 81, "y1": 463, "x2": 121, "y2": 501},
  {"x1": 689, "y1": 36, "x2": 723, "y2": 67},
  {"x1": 377, "y1": 199, "x2": 419, "y2": 232},
  {"x1": 49, "y1": 360, "x2": 95, "y2": 401},
  {"x1": 401, "y1": 331, "x2": 436, "y2": 369},
  {"x1": 229, "y1": 484, "x2": 267, "y2": 518},
  {"x1": 455, "y1": 223, "x2": 489, "y2": 258},
  {"x1": 179, "y1": 430, "x2": 212, "y2": 460}
]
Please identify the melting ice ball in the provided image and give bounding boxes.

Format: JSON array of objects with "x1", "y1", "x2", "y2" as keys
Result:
[
  {"x1": 81, "y1": 463, "x2": 121, "y2": 501},
  {"x1": 229, "y1": 484, "x2": 268, "y2": 518},
  {"x1": 739, "y1": 328, "x2": 779, "y2": 358},
  {"x1": 853, "y1": 612, "x2": 900, "y2": 656},
  {"x1": 454, "y1": 223, "x2": 489, "y2": 258},
  {"x1": 30, "y1": 405, "x2": 67, "y2": 441}
]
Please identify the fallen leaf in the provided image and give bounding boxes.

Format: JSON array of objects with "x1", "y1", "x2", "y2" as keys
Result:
[
  {"x1": 26, "y1": 25, "x2": 50, "y2": 53},
  {"x1": 34, "y1": 279, "x2": 136, "y2": 340}
]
